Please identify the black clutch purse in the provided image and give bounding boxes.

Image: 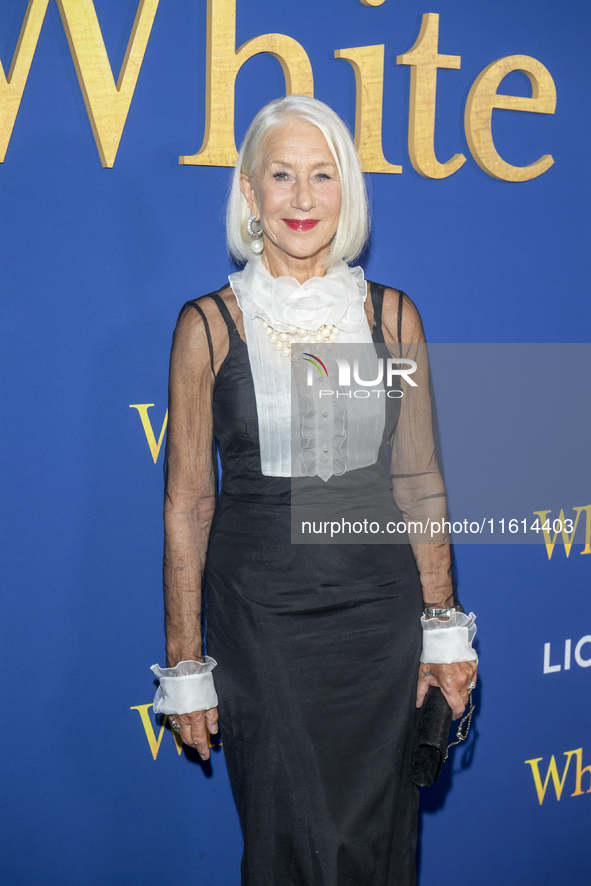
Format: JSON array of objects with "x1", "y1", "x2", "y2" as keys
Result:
[
  {"x1": 410, "y1": 686, "x2": 475, "y2": 787},
  {"x1": 410, "y1": 686, "x2": 452, "y2": 787}
]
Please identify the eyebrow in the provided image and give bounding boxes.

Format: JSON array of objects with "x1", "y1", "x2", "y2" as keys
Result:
[{"x1": 266, "y1": 159, "x2": 338, "y2": 170}]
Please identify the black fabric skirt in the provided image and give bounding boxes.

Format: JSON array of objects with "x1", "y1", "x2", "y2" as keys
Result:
[{"x1": 205, "y1": 496, "x2": 423, "y2": 886}]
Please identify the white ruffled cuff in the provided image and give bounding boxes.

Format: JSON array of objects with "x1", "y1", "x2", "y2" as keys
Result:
[
  {"x1": 420, "y1": 611, "x2": 478, "y2": 664},
  {"x1": 150, "y1": 657, "x2": 219, "y2": 714}
]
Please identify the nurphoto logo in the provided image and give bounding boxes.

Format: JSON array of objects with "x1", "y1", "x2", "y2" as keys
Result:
[{"x1": 302, "y1": 353, "x2": 418, "y2": 397}]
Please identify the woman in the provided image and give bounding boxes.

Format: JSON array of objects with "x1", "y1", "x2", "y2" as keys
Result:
[{"x1": 151, "y1": 95, "x2": 477, "y2": 885}]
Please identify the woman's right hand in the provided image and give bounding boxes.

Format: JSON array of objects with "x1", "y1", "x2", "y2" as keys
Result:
[{"x1": 171, "y1": 707, "x2": 219, "y2": 760}]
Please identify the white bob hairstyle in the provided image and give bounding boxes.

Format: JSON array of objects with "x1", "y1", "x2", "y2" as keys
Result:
[{"x1": 226, "y1": 95, "x2": 370, "y2": 268}]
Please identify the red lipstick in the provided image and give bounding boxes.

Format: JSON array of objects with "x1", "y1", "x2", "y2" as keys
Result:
[{"x1": 282, "y1": 219, "x2": 319, "y2": 232}]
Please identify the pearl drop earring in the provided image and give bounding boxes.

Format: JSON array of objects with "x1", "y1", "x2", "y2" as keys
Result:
[{"x1": 247, "y1": 215, "x2": 264, "y2": 254}]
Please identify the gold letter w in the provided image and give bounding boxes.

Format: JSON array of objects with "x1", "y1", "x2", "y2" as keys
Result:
[
  {"x1": 0, "y1": 0, "x2": 160, "y2": 166},
  {"x1": 129, "y1": 403, "x2": 168, "y2": 463},
  {"x1": 525, "y1": 751, "x2": 578, "y2": 805},
  {"x1": 130, "y1": 703, "x2": 183, "y2": 760}
]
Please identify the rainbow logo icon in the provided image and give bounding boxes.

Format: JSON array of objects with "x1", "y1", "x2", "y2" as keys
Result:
[{"x1": 302, "y1": 352, "x2": 329, "y2": 378}]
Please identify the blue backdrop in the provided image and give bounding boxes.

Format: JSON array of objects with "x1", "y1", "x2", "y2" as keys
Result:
[{"x1": 1, "y1": 1, "x2": 590, "y2": 883}]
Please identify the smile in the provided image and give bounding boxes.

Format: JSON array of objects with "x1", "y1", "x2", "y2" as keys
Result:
[{"x1": 282, "y1": 219, "x2": 320, "y2": 232}]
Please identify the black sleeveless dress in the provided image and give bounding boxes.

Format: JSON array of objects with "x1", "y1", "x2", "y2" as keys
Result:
[{"x1": 193, "y1": 283, "x2": 423, "y2": 886}]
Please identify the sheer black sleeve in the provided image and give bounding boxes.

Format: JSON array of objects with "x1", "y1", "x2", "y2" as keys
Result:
[
  {"x1": 162, "y1": 296, "x2": 230, "y2": 666},
  {"x1": 381, "y1": 289, "x2": 454, "y2": 610}
]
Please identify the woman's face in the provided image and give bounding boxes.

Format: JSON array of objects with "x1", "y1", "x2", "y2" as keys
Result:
[{"x1": 240, "y1": 119, "x2": 342, "y2": 278}]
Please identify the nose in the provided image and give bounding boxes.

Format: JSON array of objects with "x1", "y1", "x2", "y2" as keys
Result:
[{"x1": 291, "y1": 175, "x2": 315, "y2": 212}]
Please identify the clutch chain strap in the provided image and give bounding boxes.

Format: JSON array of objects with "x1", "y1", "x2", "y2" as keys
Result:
[{"x1": 444, "y1": 691, "x2": 475, "y2": 762}]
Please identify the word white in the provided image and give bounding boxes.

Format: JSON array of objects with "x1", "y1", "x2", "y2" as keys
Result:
[
  {"x1": 543, "y1": 637, "x2": 591, "y2": 673},
  {"x1": 0, "y1": 4, "x2": 557, "y2": 179}
]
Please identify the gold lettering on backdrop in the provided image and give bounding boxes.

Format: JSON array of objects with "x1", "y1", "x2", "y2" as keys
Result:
[
  {"x1": 180, "y1": 0, "x2": 313, "y2": 167},
  {"x1": 56, "y1": 0, "x2": 160, "y2": 167},
  {"x1": 525, "y1": 750, "x2": 579, "y2": 805},
  {"x1": 570, "y1": 749, "x2": 591, "y2": 797},
  {"x1": 533, "y1": 506, "x2": 591, "y2": 560},
  {"x1": 465, "y1": 55, "x2": 556, "y2": 182},
  {"x1": 130, "y1": 704, "x2": 183, "y2": 760},
  {"x1": 0, "y1": 4, "x2": 558, "y2": 180},
  {"x1": 129, "y1": 404, "x2": 168, "y2": 463},
  {"x1": 396, "y1": 13, "x2": 466, "y2": 179},
  {"x1": 0, "y1": 0, "x2": 50, "y2": 162},
  {"x1": 334, "y1": 46, "x2": 402, "y2": 174}
]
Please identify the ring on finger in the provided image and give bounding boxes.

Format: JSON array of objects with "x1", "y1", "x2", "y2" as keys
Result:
[
  {"x1": 467, "y1": 681, "x2": 476, "y2": 691},
  {"x1": 170, "y1": 718, "x2": 181, "y2": 733}
]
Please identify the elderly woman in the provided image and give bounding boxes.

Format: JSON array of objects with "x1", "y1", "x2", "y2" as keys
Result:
[{"x1": 151, "y1": 95, "x2": 477, "y2": 885}]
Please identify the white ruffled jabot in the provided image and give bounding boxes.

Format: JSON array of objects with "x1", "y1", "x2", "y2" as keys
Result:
[{"x1": 230, "y1": 258, "x2": 367, "y2": 333}]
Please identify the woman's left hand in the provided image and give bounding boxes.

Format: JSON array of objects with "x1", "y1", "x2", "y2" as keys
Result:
[{"x1": 416, "y1": 661, "x2": 477, "y2": 720}]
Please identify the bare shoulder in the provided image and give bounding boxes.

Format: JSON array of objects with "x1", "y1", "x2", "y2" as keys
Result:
[{"x1": 380, "y1": 285, "x2": 425, "y2": 344}]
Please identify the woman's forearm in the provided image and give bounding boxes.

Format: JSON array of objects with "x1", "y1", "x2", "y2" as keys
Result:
[
  {"x1": 163, "y1": 496, "x2": 216, "y2": 666},
  {"x1": 393, "y1": 474, "x2": 454, "y2": 609},
  {"x1": 411, "y1": 541, "x2": 454, "y2": 610}
]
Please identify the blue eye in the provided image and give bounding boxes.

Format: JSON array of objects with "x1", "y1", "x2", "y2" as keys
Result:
[{"x1": 273, "y1": 171, "x2": 289, "y2": 180}]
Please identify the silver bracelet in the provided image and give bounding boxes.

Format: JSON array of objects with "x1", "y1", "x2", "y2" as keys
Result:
[{"x1": 423, "y1": 606, "x2": 458, "y2": 618}]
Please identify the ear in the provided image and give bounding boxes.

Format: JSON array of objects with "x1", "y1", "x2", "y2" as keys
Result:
[{"x1": 240, "y1": 173, "x2": 259, "y2": 218}]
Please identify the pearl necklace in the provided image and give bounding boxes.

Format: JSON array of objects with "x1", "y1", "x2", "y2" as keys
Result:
[{"x1": 260, "y1": 319, "x2": 341, "y2": 358}]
